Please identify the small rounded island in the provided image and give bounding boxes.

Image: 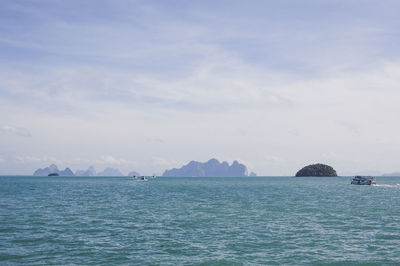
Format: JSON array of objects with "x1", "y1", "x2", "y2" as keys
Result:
[
  {"x1": 48, "y1": 173, "x2": 60, "y2": 176},
  {"x1": 295, "y1": 163, "x2": 337, "y2": 177}
]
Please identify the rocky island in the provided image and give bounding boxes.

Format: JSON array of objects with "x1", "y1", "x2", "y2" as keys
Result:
[
  {"x1": 96, "y1": 167, "x2": 123, "y2": 176},
  {"x1": 295, "y1": 163, "x2": 337, "y2": 177},
  {"x1": 75, "y1": 166, "x2": 96, "y2": 176},
  {"x1": 34, "y1": 164, "x2": 74, "y2": 176},
  {"x1": 162, "y1": 158, "x2": 252, "y2": 177}
]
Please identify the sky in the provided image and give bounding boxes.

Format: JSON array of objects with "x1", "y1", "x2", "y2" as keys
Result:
[{"x1": 1, "y1": 0, "x2": 400, "y2": 176}]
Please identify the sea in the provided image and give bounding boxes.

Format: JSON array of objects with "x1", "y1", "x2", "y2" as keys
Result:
[{"x1": 1, "y1": 176, "x2": 400, "y2": 265}]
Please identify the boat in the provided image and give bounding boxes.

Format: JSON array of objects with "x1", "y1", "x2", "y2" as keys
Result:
[
  {"x1": 351, "y1": 176, "x2": 376, "y2": 185},
  {"x1": 140, "y1": 176, "x2": 147, "y2": 181},
  {"x1": 133, "y1": 175, "x2": 137, "y2": 179}
]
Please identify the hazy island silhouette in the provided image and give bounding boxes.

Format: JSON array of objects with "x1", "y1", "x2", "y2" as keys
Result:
[{"x1": 33, "y1": 159, "x2": 343, "y2": 177}]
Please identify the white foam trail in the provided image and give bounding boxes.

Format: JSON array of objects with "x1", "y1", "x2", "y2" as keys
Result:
[{"x1": 375, "y1": 184, "x2": 400, "y2": 188}]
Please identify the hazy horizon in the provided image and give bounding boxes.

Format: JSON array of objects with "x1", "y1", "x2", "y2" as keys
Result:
[
  {"x1": 1, "y1": 1, "x2": 400, "y2": 176},
  {"x1": 11, "y1": 160, "x2": 400, "y2": 177}
]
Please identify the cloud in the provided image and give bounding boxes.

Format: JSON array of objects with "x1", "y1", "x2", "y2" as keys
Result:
[
  {"x1": 1, "y1": 1, "x2": 400, "y2": 176},
  {"x1": 151, "y1": 156, "x2": 179, "y2": 167},
  {"x1": 15, "y1": 155, "x2": 58, "y2": 163},
  {"x1": 100, "y1": 155, "x2": 127, "y2": 165},
  {"x1": 0, "y1": 125, "x2": 31, "y2": 137},
  {"x1": 0, "y1": 154, "x2": 59, "y2": 164}
]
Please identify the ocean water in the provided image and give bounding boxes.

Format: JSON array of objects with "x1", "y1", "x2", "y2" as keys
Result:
[{"x1": 1, "y1": 176, "x2": 400, "y2": 265}]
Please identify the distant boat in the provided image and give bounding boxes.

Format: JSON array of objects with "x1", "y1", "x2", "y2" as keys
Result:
[
  {"x1": 351, "y1": 176, "x2": 376, "y2": 185},
  {"x1": 140, "y1": 176, "x2": 147, "y2": 181},
  {"x1": 133, "y1": 175, "x2": 138, "y2": 179},
  {"x1": 152, "y1": 175, "x2": 156, "y2": 178},
  {"x1": 48, "y1": 173, "x2": 59, "y2": 176}
]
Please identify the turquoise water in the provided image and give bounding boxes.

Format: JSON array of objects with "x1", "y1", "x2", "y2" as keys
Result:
[{"x1": 1, "y1": 176, "x2": 400, "y2": 265}]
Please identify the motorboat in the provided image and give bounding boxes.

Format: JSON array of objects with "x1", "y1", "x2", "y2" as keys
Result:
[
  {"x1": 140, "y1": 176, "x2": 147, "y2": 181},
  {"x1": 133, "y1": 175, "x2": 137, "y2": 179},
  {"x1": 351, "y1": 176, "x2": 376, "y2": 185}
]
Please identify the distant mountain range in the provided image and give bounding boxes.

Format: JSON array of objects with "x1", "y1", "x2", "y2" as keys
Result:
[
  {"x1": 342, "y1": 170, "x2": 400, "y2": 176},
  {"x1": 162, "y1": 158, "x2": 255, "y2": 177},
  {"x1": 75, "y1": 166, "x2": 97, "y2": 176},
  {"x1": 32, "y1": 159, "x2": 255, "y2": 177},
  {"x1": 97, "y1": 167, "x2": 123, "y2": 176},
  {"x1": 382, "y1": 172, "x2": 400, "y2": 176},
  {"x1": 128, "y1": 171, "x2": 140, "y2": 177},
  {"x1": 33, "y1": 164, "x2": 74, "y2": 176},
  {"x1": 33, "y1": 165, "x2": 136, "y2": 177}
]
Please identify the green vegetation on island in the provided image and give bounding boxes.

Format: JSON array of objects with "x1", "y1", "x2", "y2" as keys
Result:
[
  {"x1": 295, "y1": 163, "x2": 337, "y2": 177},
  {"x1": 48, "y1": 173, "x2": 59, "y2": 176}
]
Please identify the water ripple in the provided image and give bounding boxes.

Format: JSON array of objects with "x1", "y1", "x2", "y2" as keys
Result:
[{"x1": 1, "y1": 176, "x2": 400, "y2": 264}]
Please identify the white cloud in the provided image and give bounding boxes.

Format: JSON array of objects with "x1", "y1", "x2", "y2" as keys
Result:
[
  {"x1": 14, "y1": 155, "x2": 58, "y2": 163},
  {"x1": 1, "y1": 1, "x2": 400, "y2": 175},
  {"x1": 0, "y1": 125, "x2": 31, "y2": 137},
  {"x1": 100, "y1": 155, "x2": 127, "y2": 165},
  {"x1": 1, "y1": 59, "x2": 400, "y2": 175},
  {"x1": 151, "y1": 156, "x2": 179, "y2": 167}
]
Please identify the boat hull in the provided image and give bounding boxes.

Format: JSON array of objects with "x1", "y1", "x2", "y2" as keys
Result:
[
  {"x1": 351, "y1": 181, "x2": 376, "y2": 185},
  {"x1": 351, "y1": 176, "x2": 376, "y2": 185}
]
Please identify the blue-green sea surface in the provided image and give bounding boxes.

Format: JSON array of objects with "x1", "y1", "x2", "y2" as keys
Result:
[{"x1": 1, "y1": 176, "x2": 400, "y2": 265}]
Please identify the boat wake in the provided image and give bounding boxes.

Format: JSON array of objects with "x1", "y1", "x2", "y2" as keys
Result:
[{"x1": 375, "y1": 184, "x2": 400, "y2": 188}]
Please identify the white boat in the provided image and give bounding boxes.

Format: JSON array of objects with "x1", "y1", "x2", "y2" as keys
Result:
[
  {"x1": 133, "y1": 175, "x2": 138, "y2": 179},
  {"x1": 140, "y1": 176, "x2": 147, "y2": 181},
  {"x1": 351, "y1": 176, "x2": 376, "y2": 185}
]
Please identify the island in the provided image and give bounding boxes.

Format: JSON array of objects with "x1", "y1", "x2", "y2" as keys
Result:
[
  {"x1": 34, "y1": 164, "x2": 133, "y2": 177},
  {"x1": 48, "y1": 173, "x2": 59, "y2": 176},
  {"x1": 295, "y1": 163, "x2": 337, "y2": 177},
  {"x1": 97, "y1": 167, "x2": 123, "y2": 176},
  {"x1": 162, "y1": 158, "x2": 252, "y2": 177},
  {"x1": 34, "y1": 164, "x2": 74, "y2": 176},
  {"x1": 75, "y1": 166, "x2": 97, "y2": 176}
]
